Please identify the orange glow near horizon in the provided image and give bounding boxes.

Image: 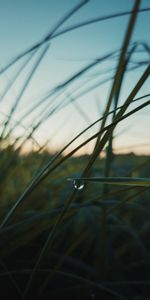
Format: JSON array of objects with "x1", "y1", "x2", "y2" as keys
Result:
[{"x1": 20, "y1": 140, "x2": 150, "y2": 157}]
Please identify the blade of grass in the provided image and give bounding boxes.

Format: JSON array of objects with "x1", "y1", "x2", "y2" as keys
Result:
[
  {"x1": 28, "y1": 64, "x2": 150, "y2": 289},
  {"x1": 1, "y1": 44, "x2": 49, "y2": 139},
  {"x1": 0, "y1": 50, "x2": 36, "y2": 105},
  {"x1": 0, "y1": 97, "x2": 149, "y2": 230},
  {"x1": 1, "y1": 6, "x2": 150, "y2": 75},
  {"x1": 0, "y1": 0, "x2": 89, "y2": 74},
  {"x1": 69, "y1": 177, "x2": 150, "y2": 186},
  {"x1": 95, "y1": 0, "x2": 141, "y2": 153}
]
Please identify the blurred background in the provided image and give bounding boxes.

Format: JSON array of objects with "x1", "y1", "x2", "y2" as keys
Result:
[{"x1": 0, "y1": 0, "x2": 149, "y2": 156}]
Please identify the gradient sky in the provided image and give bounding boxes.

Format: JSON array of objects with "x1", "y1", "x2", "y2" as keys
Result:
[{"x1": 0, "y1": 0, "x2": 150, "y2": 155}]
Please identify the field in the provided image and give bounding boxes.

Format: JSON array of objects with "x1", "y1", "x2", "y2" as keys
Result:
[{"x1": 0, "y1": 1, "x2": 150, "y2": 299}]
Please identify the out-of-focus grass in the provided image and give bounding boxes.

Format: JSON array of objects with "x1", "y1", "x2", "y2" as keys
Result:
[{"x1": 0, "y1": 0, "x2": 150, "y2": 299}]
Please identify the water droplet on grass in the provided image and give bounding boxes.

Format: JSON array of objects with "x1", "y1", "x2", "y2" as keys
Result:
[{"x1": 73, "y1": 179, "x2": 84, "y2": 190}]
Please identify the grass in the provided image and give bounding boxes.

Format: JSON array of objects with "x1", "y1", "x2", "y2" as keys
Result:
[{"x1": 0, "y1": 0, "x2": 150, "y2": 299}]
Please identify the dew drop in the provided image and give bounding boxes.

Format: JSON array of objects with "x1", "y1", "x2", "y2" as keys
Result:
[{"x1": 73, "y1": 179, "x2": 84, "y2": 190}]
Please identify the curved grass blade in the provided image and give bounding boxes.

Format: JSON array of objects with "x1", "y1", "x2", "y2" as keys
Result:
[
  {"x1": 0, "y1": 98, "x2": 149, "y2": 231},
  {"x1": 0, "y1": 0, "x2": 89, "y2": 75},
  {"x1": 1, "y1": 44, "x2": 49, "y2": 139},
  {"x1": 54, "y1": 7, "x2": 150, "y2": 40},
  {"x1": 1, "y1": 6, "x2": 150, "y2": 74},
  {"x1": 0, "y1": 50, "x2": 36, "y2": 105}
]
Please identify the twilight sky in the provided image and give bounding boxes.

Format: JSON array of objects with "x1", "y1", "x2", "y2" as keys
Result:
[{"x1": 0, "y1": 0, "x2": 150, "y2": 155}]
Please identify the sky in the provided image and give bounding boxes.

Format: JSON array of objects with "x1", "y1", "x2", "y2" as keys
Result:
[{"x1": 0, "y1": 0, "x2": 150, "y2": 155}]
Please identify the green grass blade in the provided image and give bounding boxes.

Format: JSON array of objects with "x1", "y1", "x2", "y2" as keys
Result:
[{"x1": 69, "y1": 177, "x2": 150, "y2": 186}]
